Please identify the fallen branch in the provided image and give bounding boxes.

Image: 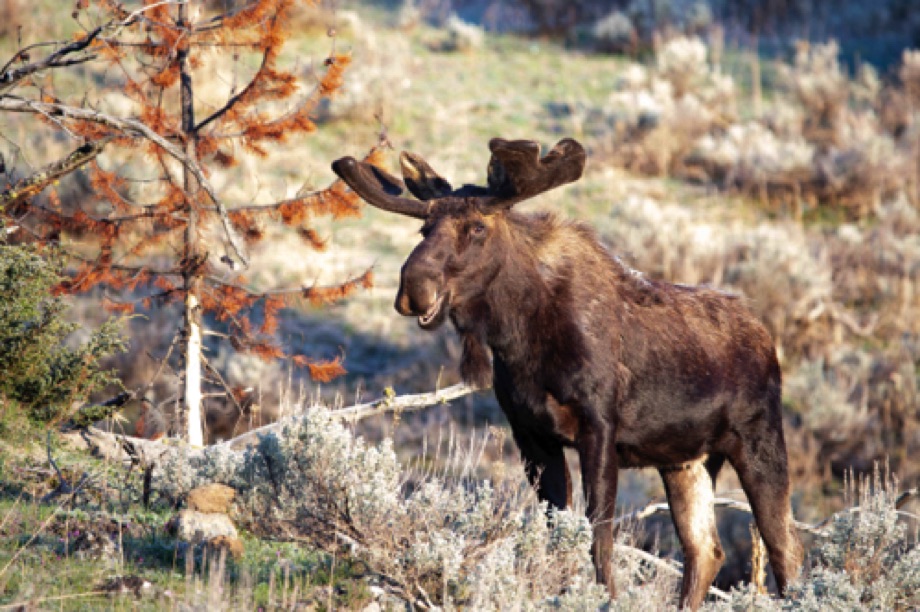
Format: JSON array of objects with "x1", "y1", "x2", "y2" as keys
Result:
[
  {"x1": 216, "y1": 382, "x2": 483, "y2": 449},
  {"x1": 615, "y1": 544, "x2": 731, "y2": 602},
  {"x1": 71, "y1": 382, "x2": 483, "y2": 464},
  {"x1": 616, "y1": 492, "x2": 920, "y2": 538}
]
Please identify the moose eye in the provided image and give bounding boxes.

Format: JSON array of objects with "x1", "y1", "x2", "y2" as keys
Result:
[{"x1": 470, "y1": 222, "x2": 487, "y2": 237}]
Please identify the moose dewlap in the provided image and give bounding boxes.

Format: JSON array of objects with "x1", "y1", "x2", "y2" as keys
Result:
[{"x1": 332, "y1": 138, "x2": 803, "y2": 609}]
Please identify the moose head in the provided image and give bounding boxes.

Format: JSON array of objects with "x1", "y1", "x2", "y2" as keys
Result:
[{"x1": 332, "y1": 138, "x2": 586, "y2": 334}]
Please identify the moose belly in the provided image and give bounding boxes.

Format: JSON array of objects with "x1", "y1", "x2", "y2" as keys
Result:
[
  {"x1": 614, "y1": 407, "x2": 727, "y2": 468},
  {"x1": 614, "y1": 442, "x2": 708, "y2": 469}
]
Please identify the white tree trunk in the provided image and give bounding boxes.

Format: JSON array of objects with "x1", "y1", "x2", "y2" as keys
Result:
[
  {"x1": 184, "y1": 291, "x2": 204, "y2": 447},
  {"x1": 178, "y1": 1, "x2": 203, "y2": 447}
]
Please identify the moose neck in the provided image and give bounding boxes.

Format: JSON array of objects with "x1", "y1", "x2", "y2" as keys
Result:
[{"x1": 479, "y1": 214, "x2": 585, "y2": 369}]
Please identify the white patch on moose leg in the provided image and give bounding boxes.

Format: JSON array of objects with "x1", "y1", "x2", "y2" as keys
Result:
[
  {"x1": 662, "y1": 457, "x2": 723, "y2": 610},
  {"x1": 683, "y1": 460, "x2": 716, "y2": 547}
]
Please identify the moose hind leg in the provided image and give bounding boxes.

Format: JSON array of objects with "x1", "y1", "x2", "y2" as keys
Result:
[
  {"x1": 730, "y1": 427, "x2": 804, "y2": 593},
  {"x1": 660, "y1": 460, "x2": 724, "y2": 610}
]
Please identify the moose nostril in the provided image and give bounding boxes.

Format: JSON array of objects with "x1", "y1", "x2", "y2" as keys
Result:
[{"x1": 395, "y1": 292, "x2": 413, "y2": 316}]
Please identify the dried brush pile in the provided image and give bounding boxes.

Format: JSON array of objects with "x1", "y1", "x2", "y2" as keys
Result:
[{"x1": 606, "y1": 37, "x2": 920, "y2": 219}]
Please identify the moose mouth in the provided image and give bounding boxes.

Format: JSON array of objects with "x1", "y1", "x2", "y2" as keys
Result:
[{"x1": 418, "y1": 292, "x2": 449, "y2": 330}]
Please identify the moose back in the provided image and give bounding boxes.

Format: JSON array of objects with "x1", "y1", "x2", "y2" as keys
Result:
[{"x1": 332, "y1": 138, "x2": 803, "y2": 609}]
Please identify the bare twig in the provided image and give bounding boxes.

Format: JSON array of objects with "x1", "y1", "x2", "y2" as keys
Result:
[
  {"x1": 41, "y1": 432, "x2": 92, "y2": 503},
  {"x1": 0, "y1": 137, "x2": 113, "y2": 206},
  {"x1": 615, "y1": 544, "x2": 731, "y2": 602}
]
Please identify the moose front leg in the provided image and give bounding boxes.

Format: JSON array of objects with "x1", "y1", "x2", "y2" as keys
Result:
[
  {"x1": 520, "y1": 441, "x2": 572, "y2": 510},
  {"x1": 578, "y1": 423, "x2": 618, "y2": 596}
]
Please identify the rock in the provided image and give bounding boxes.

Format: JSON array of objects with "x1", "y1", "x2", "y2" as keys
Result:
[
  {"x1": 186, "y1": 483, "x2": 236, "y2": 514},
  {"x1": 173, "y1": 509, "x2": 237, "y2": 543},
  {"x1": 207, "y1": 534, "x2": 244, "y2": 560}
]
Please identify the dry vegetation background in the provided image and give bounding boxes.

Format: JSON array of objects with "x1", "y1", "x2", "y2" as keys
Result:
[{"x1": 1, "y1": 0, "x2": 919, "y2": 608}]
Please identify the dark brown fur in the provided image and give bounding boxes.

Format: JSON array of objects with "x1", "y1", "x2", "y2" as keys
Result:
[{"x1": 333, "y1": 139, "x2": 803, "y2": 609}]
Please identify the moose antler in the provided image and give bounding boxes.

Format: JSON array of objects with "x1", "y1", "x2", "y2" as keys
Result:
[
  {"x1": 399, "y1": 152, "x2": 454, "y2": 200},
  {"x1": 481, "y1": 138, "x2": 586, "y2": 212},
  {"x1": 331, "y1": 137, "x2": 586, "y2": 218},
  {"x1": 331, "y1": 157, "x2": 429, "y2": 219}
]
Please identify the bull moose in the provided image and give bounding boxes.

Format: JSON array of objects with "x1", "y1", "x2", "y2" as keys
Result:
[{"x1": 332, "y1": 138, "x2": 803, "y2": 609}]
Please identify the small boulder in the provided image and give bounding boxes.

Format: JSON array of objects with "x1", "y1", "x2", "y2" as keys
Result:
[
  {"x1": 173, "y1": 509, "x2": 237, "y2": 543},
  {"x1": 186, "y1": 483, "x2": 236, "y2": 514}
]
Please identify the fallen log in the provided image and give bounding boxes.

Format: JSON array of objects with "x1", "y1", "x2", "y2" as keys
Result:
[{"x1": 68, "y1": 382, "x2": 482, "y2": 465}]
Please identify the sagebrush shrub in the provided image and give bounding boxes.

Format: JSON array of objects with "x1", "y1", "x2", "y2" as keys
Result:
[
  {"x1": 784, "y1": 470, "x2": 920, "y2": 611},
  {"x1": 157, "y1": 403, "x2": 918, "y2": 610},
  {"x1": 710, "y1": 468, "x2": 920, "y2": 611},
  {"x1": 158, "y1": 404, "x2": 684, "y2": 608}
]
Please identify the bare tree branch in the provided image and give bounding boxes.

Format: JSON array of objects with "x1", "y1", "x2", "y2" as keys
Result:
[
  {"x1": 0, "y1": 137, "x2": 112, "y2": 206},
  {"x1": 1, "y1": 36, "x2": 101, "y2": 95},
  {"x1": 0, "y1": 1, "x2": 188, "y2": 95},
  {"x1": 205, "y1": 268, "x2": 374, "y2": 298},
  {"x1": 194, "y1": 45, "x2": 271, "y2": 133},
  {"x1": 0, "y1": 97, "x2": 249, "y2": 267}
]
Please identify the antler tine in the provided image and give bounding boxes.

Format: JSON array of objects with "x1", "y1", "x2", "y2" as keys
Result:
[
  {"x1": 400, "y1": 152, "x2": 454, "y2": 201},
  {"x1": 480, "y1": 138, "x2": 586, "y2": 213},
  {"x1": 332, "y1": 157, "x2": 430, "y2": 219}
]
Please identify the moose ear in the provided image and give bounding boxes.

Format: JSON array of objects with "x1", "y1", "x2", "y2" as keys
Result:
[
  {"x1": 482, "y1": 138, "x2": 586, "y2": 211},
  {"x1": 400, "y1": 152, "x2": 454, "y2": 201}
]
